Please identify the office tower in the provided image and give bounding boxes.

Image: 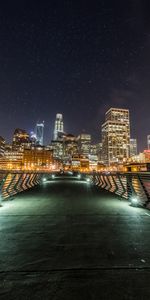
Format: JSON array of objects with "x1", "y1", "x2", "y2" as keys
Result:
[
  {"x1": 147, "y1": 135, "x2": 150, "y2": 150},
  {"x1": 35, "y1": 121, "x2": 44, "y2": 146},
  {"x1": 90, "y1": 144, "x2": 97, "y2": 155},
  {"x1": 12, "y1": 128, "x2": 30, "y2": 150},
  {"x1": 130, "y1": 139, "x2": 137, "y2": 157},
  {"x1": 63, "y1": 134, "x2": 78, "y2": 160},
  {"x1": 102, "y1": 108, "x2": 130, "y2": 165},
  {"x1": 53, "y1": 113, "x2": 64, "y2": 141},
  {"x1": 90, "y1": 143, "x2": 103, "y2": 159},
  {"x1": 0, "y1": 136, "x2": 5, "y2": 157},
  {"x1": 77, "y1": 134, "x2": 91, "y2": 157},
  {"x1": 50, "y1": 140, "x2": 63, "y2": 159}
]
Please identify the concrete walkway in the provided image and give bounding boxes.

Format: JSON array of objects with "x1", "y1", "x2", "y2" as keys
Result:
[{"x1": 0, "y1": 178, "x2": 150, "y2": 299}]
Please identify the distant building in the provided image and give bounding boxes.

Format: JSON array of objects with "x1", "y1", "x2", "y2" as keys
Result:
[
  {"x1": 102, "y1": 108, "x2": 130, "y2": 165},
  {"x1": 143, "y1": 150, "x2": 150, "y2": 163},
  {"x1": 125, "y1": 162, "x2": 150, "y2": 172},
  {"x1": 77, "y1": 134, "x2": 91, "y2": 157},
  {"x1": 12, "y1": 128, "x2": 30, "y2": 150},
  {"x1": 0, "y1": 136, "x2": 5, "y2": 157},
  {"x1": 50, "y1": 140, "x2": 63, "y2": 160},
  {"x1": 23, "y1": 146, "x2": 53, "y2": 169},
  {"x1": 90, "y1": 143, "x2": 103, "y2": 161},
  {"x1": 89, "y1": 144, "x2": 98, "y2": 170},
  {"x1": 90, "y1": 144, "x2": 97, "y2": 155},
  {"x1": 147, "y1": 135, "x2": 150, "y2": 150},
  {"x1": 53, "y1": 113, "x2": 64, "y2": 141},
  {"x1": 30, "y1": 131, "x2": 37, "y2": 146},
  {"x1": 35, "y1": 121, "x2": 44, "y2": 146},
  {"x1": 63, "y1": 134, "x2": 78, "y2": 164},
  {"x1": 0, "y1": 144, "x2": 23, "y2": 170},
  {"x1": 3, "y1": 146, "x2": 52, "y2": 169},
  {"x1": 130, "y1": 138, "x2": 137, "y2": 157},
  {"x1": 5, "y1": 150, "x2": 23, "y2": 160},
  {"x1": 96, "y1": 143, "x2": 103, "y2": 162}
]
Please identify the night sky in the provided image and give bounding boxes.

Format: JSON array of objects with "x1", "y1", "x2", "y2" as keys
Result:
[{"x1": 0, "y1": 0, "x2": 150, "y2": 151}]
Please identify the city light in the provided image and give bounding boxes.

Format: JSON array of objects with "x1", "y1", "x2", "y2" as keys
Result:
[
  {"x1": 130, "y1": 196, "x2": 139, "y2": 207},
  {"x1": 42, "y1": 178, "x2": 47, "y2": 183},
  {"x1": 86, "y1": 178, "x2": 91, "y2": 183},
  {"x1": 1, "y1": 108, "x2": 150, "y2": 174}
]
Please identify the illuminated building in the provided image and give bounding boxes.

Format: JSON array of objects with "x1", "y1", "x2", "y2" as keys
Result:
[
  {"x1": 0, "y1": 158, "x2": 22, "y2": 170},
  {"x1": 5, "y1": 149, "x2": 23, "y2": 161},
  {"x1": 71, "y1": 155, "x2": 89, "y2": 172},
  {"x1": 125, "y1": 162, "x2": 150, "y2": 172},
  {"x1": 147, "y1": 135, "x2": 150, "y2": 150},
  {"x1": 102, "y1": 108, "x2": 130, "y2": 165},
  {"x1": 35, "y1": 121, "x2": 44, "y2": 145},
  {"x1": 0, "y1": 136, "x2": 5, "y2": 157},
  {"x1": 71, "y1": 155, "x2": 81, "y2": 171},
  {"x1": 80, "y1": 156, "x2": 89, "y2": 172},
  {"x1": 30, "y1": 131, "x2": 37, "y2": 145},
  {"x1": 0, "y1": 143, "x2": 53, "y2": 170},
  {"x1": 0, "y1": 146, "x2": 23, "y2": 170},
  {"x1": 130, "y1": 138, "x2": 137, "y2": 157},
  {"x1": 143, "y1": 150, "x2": 150, "y2": 162},
  {"x1": 53, "y1": 113, "x2": 64, "y2": 141},
  {"x1": 89, "y1": 144, "x2": 99, "y2": 170},
  {"x1": 50, "y1": 140, "x2": 63, "y2": 159},
  {"x1": 63, "y1": 134, "x2": 78, "y2": 162},
  {"x1": 77, "y1": 134, "x2": 91, "y2": 157},
  {"x1": 96, "y1": 143, "x2": 103, "y2": 162},
  {"x1": 90, "y1": 144, "x2": 97, "y2": 155},
  {"x1": 90, "y1": 143, "x2": 103, "y2": 162},
  {"x1": 12, "y1": 128, "x2": 30, "y2": 150},
  {"x1": 23, "y1": 146, "x2": 53, "y2": 169},
  {"x1": 129, "y1": 150, "x2": 150, "y2": 164},
  {"x1": 51, "y1": 133, "x2": 78, "y2": 163}
]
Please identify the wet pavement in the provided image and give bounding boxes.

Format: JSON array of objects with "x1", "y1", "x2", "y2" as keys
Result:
[{"x1": 0, "y1": 177, "x2": 150, "y2": 299}]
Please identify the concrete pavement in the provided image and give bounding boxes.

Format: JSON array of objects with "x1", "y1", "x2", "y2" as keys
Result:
[{"x1": 0, "y1": 177, "x2": 150, "y2": 299}]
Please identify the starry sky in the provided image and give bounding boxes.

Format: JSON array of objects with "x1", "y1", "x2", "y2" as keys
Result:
[{"x1": 0, "y1": 0, "x2": 150, "y2": 151}]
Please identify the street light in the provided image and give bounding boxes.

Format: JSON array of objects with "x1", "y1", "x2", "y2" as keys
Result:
[
  {"x1": 130, "y1": 196, "x2": 139, "y2": 207},
  {"x1": 42, "y1": 178, "x2": 47, "y2": 183},
  {"x1": 86, "y1": 178, "x2": 91, "y2": 183}
]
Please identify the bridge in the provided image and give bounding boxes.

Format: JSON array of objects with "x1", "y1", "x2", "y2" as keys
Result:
[{"x1": 0, "y1": 172, "x2": 150, "y2": 299}]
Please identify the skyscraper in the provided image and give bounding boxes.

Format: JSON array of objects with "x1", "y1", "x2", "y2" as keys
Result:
[
  {"x1": 35, "y1": 121, "x2": 44, "y2": 146},
  {"x1": 53, "y1": 113, "x2": 64, "y2": 140},
  {"x1": 102, "y1": 108, "x2": 130, "y2": 165},
  {"x1": 63, "y1": 134, "x2": 78, "y2": 161},
  {"x1": 77, "y1": 134, "x2": 91, "y2": 157},
  {"x1": 130, "y1": 139, "x2": 137, "y2": 157}
]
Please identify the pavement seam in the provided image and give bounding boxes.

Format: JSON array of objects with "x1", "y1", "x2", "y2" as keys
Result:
[{"x1": 1, "y1": 266, "x2": 150, "y2": 274}]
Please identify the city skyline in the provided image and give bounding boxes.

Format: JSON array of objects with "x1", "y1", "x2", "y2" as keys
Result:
[
  {"x1": 0, "y1": 1, "x2": 150, "y2": 150},
  {"x1": 0, "y1": 107, "x2": 146, "y2": 152}
]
